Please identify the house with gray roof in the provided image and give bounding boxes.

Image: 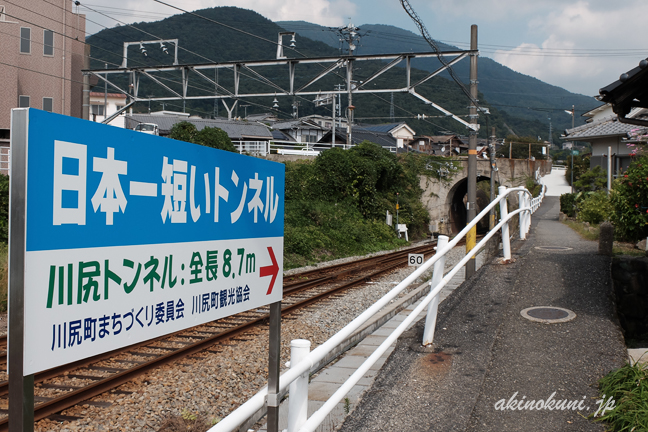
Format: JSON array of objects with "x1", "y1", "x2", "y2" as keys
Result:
[
  {"x1": 125, "y1": 114, "x2": 272, "y2": 152},
  {"x1": 318, "y1": 127, "x2": 400, "y2": 151},
  {"x1": 270, "y1": 118, "x2": 327, "y2": 143},
  {"x1": 561, "y1": 103, "x2": 643, "y2": 175},
  {"x1": 359, "y1": 122, "x2": 416, "y2": 148}
]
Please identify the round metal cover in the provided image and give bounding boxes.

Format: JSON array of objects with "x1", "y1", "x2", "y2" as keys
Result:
[
  {"x1": 520, "y1": 306, "x2": 576, "y2": 324},
  {"x1": 534, "y1": 246, "x2": 573, "y2": 251}
]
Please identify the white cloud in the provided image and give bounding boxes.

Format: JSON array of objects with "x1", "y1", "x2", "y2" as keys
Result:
[
  {"x1": 83, "y1": 0, "x2": 355, "y2": 32},
  {"x1": 492, "y1": 1, "x2": 648, "y2": 95}
]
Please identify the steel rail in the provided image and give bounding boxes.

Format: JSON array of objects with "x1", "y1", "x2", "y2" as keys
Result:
[{"x1": 0, "y1": 241, "x2": 441, "y2": 429}]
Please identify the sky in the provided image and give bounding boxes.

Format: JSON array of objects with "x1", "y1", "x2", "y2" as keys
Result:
[{"x1": 77, "y1": 0, "x2": 648, "y2": 97}]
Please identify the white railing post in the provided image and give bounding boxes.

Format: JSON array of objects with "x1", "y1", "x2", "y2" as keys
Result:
[
  {"x1": 527, "y1": 195, "x2": 532, "y2": 232},
  {"x1": 422, "y1": 235, "x2": 448, "y2": 346},
  {"x1": 288, "y1": 339, "x2": 311, "y2": 432},
  {"x1": 499, "y1": 186, "x2": 511, "y2": 260},
  {"x1": 518, "y1": 191, "x2": 526, "y2": 240}
]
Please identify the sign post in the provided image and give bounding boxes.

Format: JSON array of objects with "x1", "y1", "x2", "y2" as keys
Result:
[{"x1": 8, "y1": 109, "x2": 285, "y2": 429}]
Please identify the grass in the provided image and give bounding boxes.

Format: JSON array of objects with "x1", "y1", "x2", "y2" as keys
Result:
[
  {"x1": 562, "y1": 219, "x2": 600, "y2": 241},
  {"x1": 157, "y1": 410, "x2": 220, "y2": 431},
  {"x1": 561, "y1": 220, "x2": 647, "y2": 257},
  {"x1": 595, "y1": 362, "x2": 648, "y2": 431}
]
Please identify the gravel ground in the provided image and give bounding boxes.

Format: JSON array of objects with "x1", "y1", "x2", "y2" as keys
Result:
[{"x1": 5, "y1": 242, "x2": 472, "y2": 432}]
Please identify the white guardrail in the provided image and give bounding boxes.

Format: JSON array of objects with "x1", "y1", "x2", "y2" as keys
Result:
[{"x1": 209, "y1": 184, "x2": 546, "y2": 432}]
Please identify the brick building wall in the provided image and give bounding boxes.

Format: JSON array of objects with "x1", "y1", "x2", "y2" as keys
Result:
[{"x1": 0, "y1": 0, "x2": 86, "y2": 135}]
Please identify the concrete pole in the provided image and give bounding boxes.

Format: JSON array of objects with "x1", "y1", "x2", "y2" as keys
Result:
[
  {"x1": 466, "y1": 24, "x2": 478, "y2": 279},
  {"x1": 607, "y1": 145, "x2": 612, "y2": 195},
  {"x1": 346, "y1": 60, "x2": 353, "y2": 148},
  {"x1": 82, "y1": 45, "x2": 90, "y2": 120},
  {"x1": 331, "y1": 94, "x2": 336, "y2": 147},
  {"x1": 489, "y1": 126, "x2": 496, "y2": 230}
]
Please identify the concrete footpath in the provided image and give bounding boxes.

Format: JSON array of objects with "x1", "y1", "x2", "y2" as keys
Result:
[
  {"x1": 338, "y1": 196, "x2": 628, "y2": 432},
  {"x1": 255, "y1": 246, "x2": 488, "y2": 431}
]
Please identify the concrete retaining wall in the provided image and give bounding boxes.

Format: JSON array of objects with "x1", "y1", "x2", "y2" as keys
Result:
[{"x1": 611, "y1": 256, "x2": 648, "y2": 345}]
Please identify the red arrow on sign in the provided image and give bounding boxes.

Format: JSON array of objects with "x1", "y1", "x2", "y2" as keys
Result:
[{"x1": 260, "y1": 246, "x2": 279, "y2": 295}]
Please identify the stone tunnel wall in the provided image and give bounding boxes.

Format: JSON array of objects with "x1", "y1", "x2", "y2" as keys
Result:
[{"x1": 421, "y1": 158, "x2": 552, "y2": 235}]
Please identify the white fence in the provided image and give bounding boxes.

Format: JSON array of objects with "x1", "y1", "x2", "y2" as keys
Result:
[
  {"x1": 234, "y1": 141, "x2": 270, "y2": 157},
  {"x1": 210, "y1": 185, "x2": 546, "y2": 432}
]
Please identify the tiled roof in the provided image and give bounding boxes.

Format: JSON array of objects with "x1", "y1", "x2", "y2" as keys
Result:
[
  {"x1": 561, "y1": 117, "x2": 636, "y2": 140},
  {"x1": 125, "y1": 114, "x2": 272, "y2": 140},
  {"x1": 360, "y1": 122, "x2": 403, "y2": 134},
  {"x1": 319, "y1": 128, "x2": 397, "y2": 148},
  {"x1": 271, "y1": 119, "x2": 324, "y2": 130}
]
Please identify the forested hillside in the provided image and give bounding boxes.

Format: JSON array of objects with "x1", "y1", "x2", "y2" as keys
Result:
[{"x1": 87, "y1": 6, "x2": 576, "y2": 139}]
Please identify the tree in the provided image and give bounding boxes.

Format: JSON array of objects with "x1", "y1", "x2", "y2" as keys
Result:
[
  {"x1": 168, "y1": 121, "x2": 236, "y2": 152},
  {"x1": 195, "y1": 126, "x2": 236, "y2": 152},
  {"x1": 168, "y1": 121, "x2": 197, "y2": 143},
  {"x1": 573, "y1": 165, "x2": 607, "y2": 192}
]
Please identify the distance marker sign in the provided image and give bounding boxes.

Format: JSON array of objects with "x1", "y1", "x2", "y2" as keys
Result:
[{"x1": 11, "y1": 109, "x2": 285, "y2": 375}]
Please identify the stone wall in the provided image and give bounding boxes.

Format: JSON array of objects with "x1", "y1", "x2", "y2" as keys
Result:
[
  {"x1": 611, "y1": 256, "x2": 648, "y2": 345},
  {"x1": 420, "y1": 158, "x2": 552, "y2": 235}
]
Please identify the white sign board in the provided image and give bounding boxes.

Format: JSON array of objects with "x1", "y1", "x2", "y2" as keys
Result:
[
  {"x1": 12, "y1": 109, "x2": 285, "y2": 375},
  {"x1": 408, "y1": 253, "x2": 424, "y2": 267}
]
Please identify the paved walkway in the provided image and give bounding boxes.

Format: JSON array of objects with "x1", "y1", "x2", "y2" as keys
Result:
[
  {"x1": 255, "y1": 249, "x2": 487, "y2": 432},
  {"x1": 541, "y1": 166, "x2": 572, "y2": 197},
  {"x1": 338, "y1": 196, "x2": 627, "y2": 432}
]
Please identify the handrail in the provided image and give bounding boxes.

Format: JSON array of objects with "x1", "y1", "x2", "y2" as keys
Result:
[{"x1": 208, "y1": 185, "x2": 545, "y2": 432}]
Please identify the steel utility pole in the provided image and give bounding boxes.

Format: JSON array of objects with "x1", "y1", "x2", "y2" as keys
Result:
[{"x1": 466, "y1": 25, "x2": 478, "y2": 279}]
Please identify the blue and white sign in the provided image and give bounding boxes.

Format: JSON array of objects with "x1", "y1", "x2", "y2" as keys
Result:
[{"x1": 16, "y1": 109, "x2": 285, "y2": 375}]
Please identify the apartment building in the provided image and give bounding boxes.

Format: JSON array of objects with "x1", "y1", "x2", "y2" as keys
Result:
[{"x1": 0, "y1": 0, "x2": 86, "y2": 145}]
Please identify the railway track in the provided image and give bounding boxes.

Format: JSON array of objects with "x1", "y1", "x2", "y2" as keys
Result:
[{"x1": 0, "y1": 241, "x2": 447, "y2": 429}]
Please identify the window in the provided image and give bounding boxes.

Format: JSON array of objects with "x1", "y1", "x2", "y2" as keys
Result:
[
  {"x1": 91, "y1": 104, "x2": 105, "y2": 116},
  {"x1": 18, "y1": 95, "x2": 30, "y2": 108},
  {"x1": 43, "y1": 29, "x2": 53, "y2": 56},
  {"x1": 20, "y1": 27, "x2": 30, "y2": 54},
  {"x1": 42, "y1": 97, "x2": 53, "y2": 112}
]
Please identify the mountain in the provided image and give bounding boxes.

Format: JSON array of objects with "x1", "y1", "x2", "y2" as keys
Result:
[
  {"x1": 277, "y1": 21, "x2": 599, "y2": 136},
  {"x1": 86, "y1": 6, "x2": 583, "y2": 140}
]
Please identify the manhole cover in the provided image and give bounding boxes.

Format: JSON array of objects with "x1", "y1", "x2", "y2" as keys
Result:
[
  {"x1": 520, "y1": 306, "x2": 576, "y2": 324},
  {"x1": 534, "y1": 246, "x2": 573, "y2": 251}
]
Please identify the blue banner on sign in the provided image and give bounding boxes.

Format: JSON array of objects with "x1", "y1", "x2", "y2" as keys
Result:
[{"x1": 25, "y1": 110, "x2": 285, "y2": 252}]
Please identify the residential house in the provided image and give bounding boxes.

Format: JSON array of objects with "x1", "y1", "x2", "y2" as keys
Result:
[
  {"x1": 359, "y1": 122, "x2": 416, "y2": 148},
  {"x1": 271, "y1": 118, "x2": 327, "y2": 143},
  {"x1": 561, "y1": 103, "x2": 639, "y2": 175},
  {"x1": 89, "y1": 92, "x2": 127, "y2": 127},
  {"x1": 318, "y1": 127, "x2": 399, "y2": 152},
  {"x1": 124, "y1": 113, "x2": 273, "y2": 154},
  {"x1": 0, "y1": 1, "x2": 86, "y2": 145}
]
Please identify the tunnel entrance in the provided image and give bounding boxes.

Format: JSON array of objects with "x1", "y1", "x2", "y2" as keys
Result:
[{"x1": 449, "y1": 176, "x2": 493, "y2": 235}]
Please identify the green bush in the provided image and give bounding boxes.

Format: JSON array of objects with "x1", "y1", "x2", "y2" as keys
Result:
[
  {"x1": 282, "y1": 142, "x2": 446, "y2": 268},
  {"x1": 560, "y1": 193, "x2": 578, "y2": 217},
  {"x1": 610, "y1": 156, "x2": 648, "y2": 241},
  {"x1": 573, "y1": 165, "x2": 607, "y2": 192},
  {"x1": 577, "y1": 191, "x2": 613, "y2": 224},
  {"x1": 168, "y1": 121, "x2": 236, "y2": 152}
]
